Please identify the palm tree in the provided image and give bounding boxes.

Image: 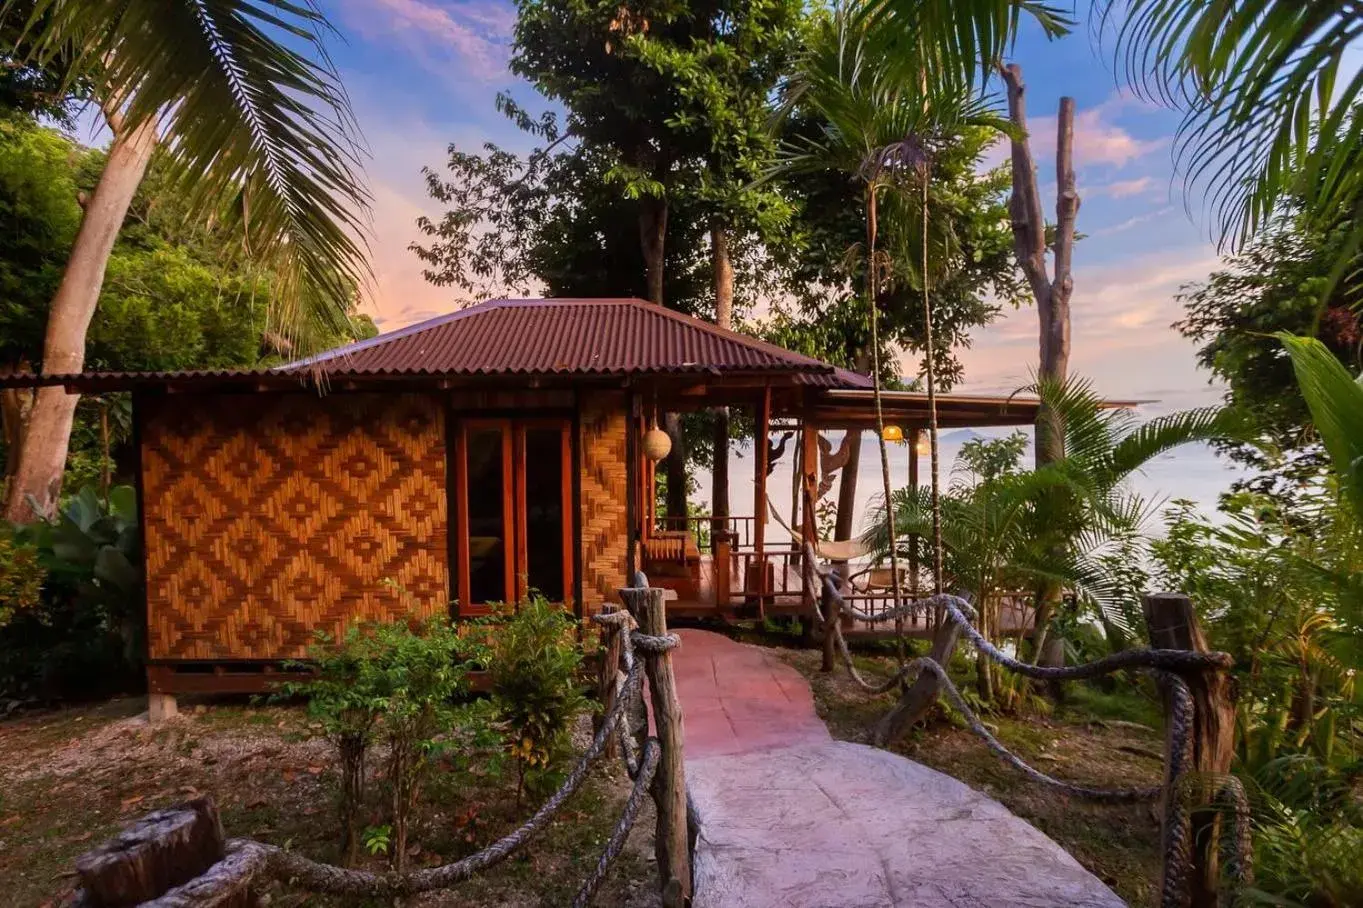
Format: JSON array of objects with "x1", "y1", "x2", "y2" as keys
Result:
[
  {"x1": 1279, "y1": 333, "x2": 1363, "y2": 525},
  {"x1": 2, "y1": 0, "x2": 371, "y2": 521},
  {"x1": 776, "y1": 6, "x2": 1008, "y2": 616},
  {"x1": 865, "y1": 376, "x2": 1227, "y2": 704}
]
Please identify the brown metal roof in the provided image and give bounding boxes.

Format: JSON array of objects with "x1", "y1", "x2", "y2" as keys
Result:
[{"x1": 283, "y1": 298, "x2": 866, "y2": 386}]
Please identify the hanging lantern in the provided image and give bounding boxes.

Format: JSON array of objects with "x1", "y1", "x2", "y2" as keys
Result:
[
  {"x1": 915, "y1": 432, "x2": 931, "y2": 456},
  {"x1": 643, "y1": 425, "x2": 672, "y2": 461},
  {"x1": 881, "y1": 424, "x2": 904, "y2": 443}
]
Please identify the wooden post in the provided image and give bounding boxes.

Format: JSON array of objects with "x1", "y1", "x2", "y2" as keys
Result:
[
  {"x1": 634, "y1": 588, "x2": 691, "y2": 904},
  {"x1": 752, "y1": 387, "x2": 771, "y2": 615},
  {"x1": 597, "y1": 603, "x2": 624, "y2": 760},
  {"x1": 907, "y1": 428, "x2": 921, "y2": 629},
  {"x1": 714, "y1": 532, "x2": 732, "y2": 612},
  {"x1": 820, "y1": 570, "x2": 841, "y2": 673},
  {"x1": 1143, "y1": 593, "x2": 1236, "y2": 908},
  {"x1": 872, "y1": 614, "x2": 963, "y2": 747},
  {"x1": 74, "y1": 797, "x2": 256, "y2": 907}
]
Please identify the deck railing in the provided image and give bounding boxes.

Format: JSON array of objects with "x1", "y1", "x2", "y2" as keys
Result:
[{"x1": 653, "y1": 514, "x2": 757, "y2": 551}]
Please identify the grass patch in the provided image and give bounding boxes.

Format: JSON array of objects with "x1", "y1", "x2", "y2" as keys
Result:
[{"x1": 0, "y1": 697, "x2": 656, "y2": 907}]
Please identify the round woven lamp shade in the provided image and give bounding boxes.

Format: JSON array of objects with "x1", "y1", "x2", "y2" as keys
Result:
[{"x1": 643, "y1": 427, "x2": 672, "y2": 461}]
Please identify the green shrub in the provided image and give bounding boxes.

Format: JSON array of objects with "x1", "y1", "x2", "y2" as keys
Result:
[
  {"x1": 285, "y1": 616, "x2": 487, "y2": 871},
  {"x1": 481, "y1": 597, "x2": 588, "y2": 807},
  {"x1": 1, "y1": 485, "x2": 142, "y2": 700},
  {"x1": 0, "y1": 530, "x2": 42, "y2": 627}
]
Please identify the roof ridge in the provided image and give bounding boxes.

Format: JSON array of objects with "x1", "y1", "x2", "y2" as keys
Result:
[{"x1": 280, "y1": 299, "x2": 510, "y2": 370}]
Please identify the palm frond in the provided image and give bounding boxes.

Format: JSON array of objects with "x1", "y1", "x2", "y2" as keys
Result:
[
  {"x1": 1278, "y1": 332, "x2": 1363, "y2": 523},
  {"x1": 1094, "y1": 0, "x2": 1363, "y2": 272},
  {"x1": 858, "y1": 0, "x2": 1074, "y2": 91},
  {"x1": 11, "y1": 0, "x2": 373, "y2": 357}
]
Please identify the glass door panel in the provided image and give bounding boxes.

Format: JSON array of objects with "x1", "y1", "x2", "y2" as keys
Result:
[
  {"x1": 463, "y1": 424, "x2": 512, "y2": 607},
  {"x1": 456, "y1": 418, "x2": 572, "y2": 614},
  {"x1": 520, "y1": 425, "x2": 568, "y2": 602}
]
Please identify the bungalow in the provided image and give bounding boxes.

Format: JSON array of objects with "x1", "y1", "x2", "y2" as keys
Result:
[{"x1": 7, "y1": 298, "x2": 1044, "y2": 716}]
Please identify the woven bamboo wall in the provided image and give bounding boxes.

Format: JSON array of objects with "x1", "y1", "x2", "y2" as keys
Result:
[
  {"x1": 141, "y1": 392, "x2": 449, "y2": 660},
  {"x1": 578, "y1": 392, "x2": 629, "y2": 616}
]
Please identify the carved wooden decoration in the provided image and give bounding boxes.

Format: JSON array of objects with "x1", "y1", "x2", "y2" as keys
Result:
[{"x1": 816, "y1": 433, "x2": 854, "y2": 500}]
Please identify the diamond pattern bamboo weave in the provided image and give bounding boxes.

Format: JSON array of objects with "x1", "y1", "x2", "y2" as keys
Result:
[{"x1": 141, "y1": 393, "x2": 449, "y2": 660}]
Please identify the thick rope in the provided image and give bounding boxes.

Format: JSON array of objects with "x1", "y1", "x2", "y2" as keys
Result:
[{"x1": 571, "y1": 738, "x2": 661, "y2": 908}]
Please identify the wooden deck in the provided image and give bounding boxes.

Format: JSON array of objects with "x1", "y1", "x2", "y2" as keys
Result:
[{"x1": 661, "y1": 554, "x2": 1036, "y2": 640}]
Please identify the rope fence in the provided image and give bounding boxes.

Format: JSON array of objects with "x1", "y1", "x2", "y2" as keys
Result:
[
  {"x1": 68, "y1": 589, "x2": 690, "y2": 908},
  {"x1": 801, "y1": 541, "x2": 1253, "y2": 908}
]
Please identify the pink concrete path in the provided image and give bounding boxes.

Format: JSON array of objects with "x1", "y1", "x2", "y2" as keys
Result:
[{"x1": 672, "y1": 629, "x2": 1126, "y2": 908}]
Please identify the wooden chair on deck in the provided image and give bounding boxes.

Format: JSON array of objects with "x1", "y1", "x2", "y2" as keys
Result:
[{"x1": 643, "y1": 530, "x2": 702, "y2": 601}]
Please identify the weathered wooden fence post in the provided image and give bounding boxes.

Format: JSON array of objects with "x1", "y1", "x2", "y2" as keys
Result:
[
  {"x1": 597, "y1": 602, "x2": 625, "y2": 760},
  {"x1": 73, "y1": 796, "x2": 260, "y2": 907},
  {"x1": 628, "y1": 586, "x2": 692, "y2": 906},
  {"x1": 1144, "y1": 593, "x2": 1236, "y2": 908},
  {"x1": 872, "y1": 608, "x2": 963, "y2": 747}
]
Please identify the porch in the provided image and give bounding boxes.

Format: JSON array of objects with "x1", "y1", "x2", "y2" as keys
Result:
[{"x1": 632, "y1": 385, "x2": 1047, "y2": 639}]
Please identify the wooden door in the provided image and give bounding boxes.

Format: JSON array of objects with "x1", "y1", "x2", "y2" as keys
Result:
[{"x1": 454, "y1": 418, "x2": 572, "y2": 614}]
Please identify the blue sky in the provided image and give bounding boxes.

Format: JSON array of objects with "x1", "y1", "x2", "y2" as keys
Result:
[{"x1": 318, "y1": 0, "x2": 1231, "y2": 426}]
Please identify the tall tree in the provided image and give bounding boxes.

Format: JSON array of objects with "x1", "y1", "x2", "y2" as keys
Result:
[
  {"x1": 1, "y1": 0, "x2": 371, "y2": 522},
  {"x1": 772, "y1": 8, "x2": 1020, "y2": 561},
  {"x1": 627, "y1": 0, "x2": 800, "y2": 527},
  {"x1": 512, "y1": 0, "x2": 716, "y2": 517}
]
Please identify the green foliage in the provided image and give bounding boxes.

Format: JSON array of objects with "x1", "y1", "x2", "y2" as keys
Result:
[
  {"x1": 7, "y1": 0, "x2": 373, "y2": 355},
  {"x1": 1279, "y1": 333, "x2": 1363, "y2": 528},
  {"x1": 0, "y1": 529, "x2": 41, "y2": 625},
  {"x1": 764, "y1": 8, "x2": 1025, "y2": 387},
  {"x1": 481, "y1": 597, "x2": 589, "y2": 805},
  {"x1": 1175, "y1": 204, "x2": 1362, "y2": 487},
  {"x1": 0, "y1": 484, "x2": 142, "y2": 698},
  {"x1": 1096, "y1": 0, "x2": 1363, "y2": 289},
  {"x1": 1151, "y1": 487, "x2": 1363, "y2": 905},
  {"x1": 284, "y1": 616, "x2": 487, "y2": 871}
]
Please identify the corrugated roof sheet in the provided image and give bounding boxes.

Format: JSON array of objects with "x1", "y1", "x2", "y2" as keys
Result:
[
  {"x1": 282, "y1": 298, "x2": 869, "y2": 387},
  {"x1": 0, "y1": 299, "x2": 878, "y2": 391}
]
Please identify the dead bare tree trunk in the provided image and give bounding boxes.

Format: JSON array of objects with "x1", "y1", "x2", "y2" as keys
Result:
[
  {"x1": 1001, "y1": 64, "x2": 1077, "y2": 667},
  {"x1": 710, "y1": 221, "x2": 732, "y2": 531},
  {"x1": 3, "y1": 111, "x2": 158, "y2": 523}
]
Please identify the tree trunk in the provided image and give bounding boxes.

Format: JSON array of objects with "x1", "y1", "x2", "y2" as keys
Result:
[
  {"x1": 3, "y1": 114, "x2": 158, "y2": 523},
  {"x1": 833, "y1": 350, "x2": 871, "y2": 548},
  {"x1": 1, "y1": 363, "x2": 35, "y2": 490},
  {"x1": 638, "y1": 194, "x2": 686, "y2": 520},
  {"x1": 1002, "y1": 64, "x2": 1078, "y2": 670},
  {"x1": 710, "y1": 222, "x2": 732, "y2": 529}
]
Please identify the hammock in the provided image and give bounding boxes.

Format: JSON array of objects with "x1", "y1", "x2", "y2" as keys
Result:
[{"x1": 765, "y1": 494, "x2": 871, "y2": 562}]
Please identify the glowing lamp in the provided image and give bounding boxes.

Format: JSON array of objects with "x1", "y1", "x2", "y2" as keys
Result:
[
  {"x1": 881, "y1": 425, "x2": 904, "y2": 443},
  {"x1": 915, "y1": 433, "x2": 931, "y2": 456}
]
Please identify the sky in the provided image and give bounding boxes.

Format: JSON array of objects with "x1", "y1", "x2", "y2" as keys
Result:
[
  {"x1": 321, "y1": 1, "x2": 1228, "y2": 406},
  {"x1": 307, "y1": 0, "x2": 1247, "y2": 520}
]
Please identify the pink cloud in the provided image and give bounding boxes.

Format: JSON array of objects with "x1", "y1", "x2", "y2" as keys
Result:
[
  {"x1": 981, "y1": 91, "x2": 1168, "y2": 171},
  {"x1": 339, "y1": 0, "x2": 513, "y2": 80},
  {"x1": 1089, "y1": 176, "x2": 1159, "y2": 199}
]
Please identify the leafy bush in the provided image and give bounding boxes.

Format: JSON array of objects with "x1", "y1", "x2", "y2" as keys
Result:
[
  {"x1": 284, "y1": 616, "x2": 486, "y2": 871},
  {"x1": 481, "y1": 597, "x2": 588, "y2": 807},
  {"x1": 0, "y1": 530, "x2": 42, "y2": 626},
  {"x1": 1, "y1": 485, "x2": 142, "y2": 700}
]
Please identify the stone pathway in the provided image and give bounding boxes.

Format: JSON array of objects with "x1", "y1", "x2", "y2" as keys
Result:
[{"x1": 675, "y1": 629, "x2": 1126, "y2": 908}]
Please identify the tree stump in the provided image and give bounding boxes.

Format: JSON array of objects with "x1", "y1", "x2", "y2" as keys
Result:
[{"x1": 75, "y1": 797, "x2": 226, "y2": 906}]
